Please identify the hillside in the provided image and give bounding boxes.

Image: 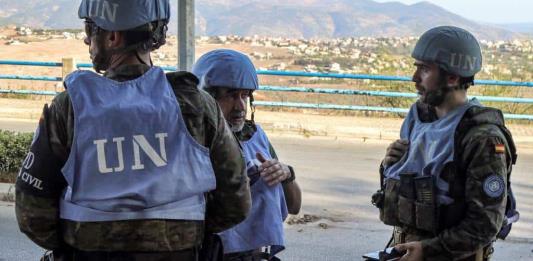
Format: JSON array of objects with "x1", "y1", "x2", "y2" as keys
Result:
[{"x1": 0, "y1": 0, "x2": 524, "y2": 40}]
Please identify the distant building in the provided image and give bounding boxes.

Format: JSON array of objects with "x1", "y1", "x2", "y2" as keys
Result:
[
  {"x1": 16, "y1": 27, "x2": 32, "y2": 36},
  {"x1": 269, "y1": 63, "x2": 287, "y2": 70},
  {"x1": 329, "y1": 63, "x2": 341, "y2": 72},
  {"x1": 304, "y1": 64, "x2": 318, "y2": 72},
  {"x1": 250, "y1": 52, "x2": 266, "y2": 60},
  {"x1": 278, "y1": 41, "x2": 290, "y2": 47}
]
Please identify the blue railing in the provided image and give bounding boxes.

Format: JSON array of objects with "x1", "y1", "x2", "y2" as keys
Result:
[
  {"x1": 0, "y1": 60, "x2": 63, "y2": 67},
  {"x1": 2, "y1": 60, "x2": 533, "y2": 120},
  {"x1": 0, "y1": 75, "x2": 62, "y2": 81}
]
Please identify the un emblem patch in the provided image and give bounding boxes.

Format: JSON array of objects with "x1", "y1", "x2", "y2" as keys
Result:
[{"x1": 483, "y1": 175, "x2": 505, "y2": 198}]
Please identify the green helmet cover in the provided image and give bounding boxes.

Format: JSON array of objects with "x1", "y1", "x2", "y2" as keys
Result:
[{"x1": 412, "y1": 26, "x2": 482, "y2": 78}]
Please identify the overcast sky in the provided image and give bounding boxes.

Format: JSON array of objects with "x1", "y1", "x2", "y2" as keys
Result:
[{"x1": 373, "y1": 0, "x2": 533, "y2": 24}]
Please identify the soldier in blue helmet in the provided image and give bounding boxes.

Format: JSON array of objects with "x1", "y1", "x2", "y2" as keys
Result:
[
  {"x1": 192, "y1": 49, "x2": 302, "y2": 261},
  {"x1": 370, "y1": 26, "x2": 518, "y2": 261},
  {"x1": 15, "y1": 1, "x2": 251, "y2": 260}
]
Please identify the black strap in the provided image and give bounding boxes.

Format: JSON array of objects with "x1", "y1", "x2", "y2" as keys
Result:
[
  {"x1": 225, "y1": 250, "x2": 281, "y2": 261},
  {"x1": 385, "y1": 231, "x2": 394, "y2": 248},
  {"x1": 40, "y1": 250, "x2": 54, "y2": 261},
  {"x1": 251, "y1": 251, "x2": 280, "y2": 261},
  {"x1": 199, "y1": 234, "x2": 224, "y2": 261}
]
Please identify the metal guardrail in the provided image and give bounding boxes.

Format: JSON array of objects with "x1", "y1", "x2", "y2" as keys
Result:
[
  {"x1": 2, "y1": 60, "x2": 533, "y2": 120},
  {"x1": 4, "y1": 60, "x2": 533, "y2": 87},
  {"x1": 78, "y1": 63, "x2": 533, "y2": 88},
  {"x1": 0, "y1": 75, "x2": 62, "y2": 81},
  {"x1": 254, "y1": 101, "x2": 410, "y2": 113},
  {"x1": 4, "y1": 85, "x2": 533, "y2": 105},
  {"x1": 254, "y1": 101, "x2": 533, "y2": 120},
  {"x1": 256, "y1": 70, "x2": 533, "y2": 88},
  {"x1": 0, "y1": 60, "x2": 63, "y2": 67},
  {"x1": 259, "y1": 86, "x2": 533, "y2": 104},
  {"x1": 0, "y1": 89, "x2": 58, "y2": 96}
]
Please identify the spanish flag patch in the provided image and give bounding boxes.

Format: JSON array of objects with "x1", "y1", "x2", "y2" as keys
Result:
[{"x1": 495, "y1": 144, "x2": 505, "y2": 154}]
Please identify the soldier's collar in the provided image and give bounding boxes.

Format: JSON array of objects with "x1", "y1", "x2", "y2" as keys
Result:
[
  {"x1": 104, "y1": 64, "x2": 152, "y2": 81},
  {"x1": 234, "y1": 121, "x2": 257, "y2": 141}
]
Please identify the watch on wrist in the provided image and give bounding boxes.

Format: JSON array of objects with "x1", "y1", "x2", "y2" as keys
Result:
[{"x1": 283, "y1": 165, "x2": 296, "y2": 184}]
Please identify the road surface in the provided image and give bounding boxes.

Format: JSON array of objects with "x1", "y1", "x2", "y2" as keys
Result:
[{"x1": 1, "y1": 121, "x2": 532, "y2": 260}]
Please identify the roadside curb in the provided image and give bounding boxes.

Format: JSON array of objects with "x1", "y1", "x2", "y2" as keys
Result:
[
  {"x1": 0, "y1": 183, "x2": 15, "y2": 202},
  {"x1": 505, "y1": 236, "x2": 533, "y2": 244}
]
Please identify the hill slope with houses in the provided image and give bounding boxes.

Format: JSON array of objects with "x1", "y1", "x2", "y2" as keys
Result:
[{"x1": 0, "y1": 0, "x2": 527, "y2": 40}]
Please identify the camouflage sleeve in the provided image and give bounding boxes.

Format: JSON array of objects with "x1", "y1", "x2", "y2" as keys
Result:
[
  {"x1": 269, "y1": 142, "x2": 278, "y2": 159},
  {"x1": 203, "y1": 95, "x2": 251, "y2": 233},
  {"x1": 422, "y1": 126, "x2": 509, "y2": 259},
  {"x1": 166, "y1": 72, "x2": 250, "y2": 233},
  {"x1": 15, "y1": 92, "x2": 70, "y2": 250}
]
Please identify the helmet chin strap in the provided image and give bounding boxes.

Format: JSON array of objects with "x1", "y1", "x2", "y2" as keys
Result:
[
  {"x1": 134, "y1": 49, "x2": 153, "y2": 67},
  {"x1": 249, "y1": 92, "x2": 256, "y2": 124}
]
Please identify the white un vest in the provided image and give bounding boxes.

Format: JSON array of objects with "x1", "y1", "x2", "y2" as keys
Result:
[{"x1": 218, "y1": 125, "x2": 288, "y2": 255}]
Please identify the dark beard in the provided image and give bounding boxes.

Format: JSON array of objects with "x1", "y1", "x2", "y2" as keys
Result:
[
  {"x1": 423, "y1": 76, "x2": 451, "y2": 107},
  {"x1": 91, "y1": 36, "x2": 112, "y2": 74}
]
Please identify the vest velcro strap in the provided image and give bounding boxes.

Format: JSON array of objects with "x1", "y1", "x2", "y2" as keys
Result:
[
  {"x1": 474, "y1": 243, "x2": 494, "y2": 261},
  {"x1": 393, "y1": 226, "x2": 406, "y2": 245},
  {"x1": 226, "y1": 251, "x2": 274, "y2": 261}
]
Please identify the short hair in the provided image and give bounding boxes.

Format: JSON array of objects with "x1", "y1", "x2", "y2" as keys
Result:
[
  {"x1": 439, "y1": 67, "x2": 475, "y2": 91},
  {"x1": 89, "y1": 19, "x2": 168, "y2": 53}
]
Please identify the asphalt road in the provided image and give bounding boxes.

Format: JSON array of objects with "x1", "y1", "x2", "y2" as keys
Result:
[{"x1": 1, "y1": 121, "x2": 533, "y2": 260}]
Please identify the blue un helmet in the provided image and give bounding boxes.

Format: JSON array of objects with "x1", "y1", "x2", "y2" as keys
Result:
[
  {"x1": 79, "y1": 0, "x2": 170, "y2": 31},
  {"x1": 192, "y1": 49, "x2": 259, "y2": 121},
  {"x1": 412, "y1": 26, "x2": 482, "y2": 78},
  {"x1": 192, "y1": 49, "x2": 259, "y2": 92},
  {"x1": 79, "y1": 0, "x2": 170, "y2": 58}
]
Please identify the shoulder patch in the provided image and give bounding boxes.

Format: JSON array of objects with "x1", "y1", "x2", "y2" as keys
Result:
[
  {"x1": 495, "y1": 144, "x2": 505, "y2": 154},
  {"x1": 483, "y1": 174, "x2": 505, "y2": 198}
]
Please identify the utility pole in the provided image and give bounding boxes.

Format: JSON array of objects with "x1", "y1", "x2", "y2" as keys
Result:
[{"x1": 177, "y1": 0, "x2": 195, "y2": 71}]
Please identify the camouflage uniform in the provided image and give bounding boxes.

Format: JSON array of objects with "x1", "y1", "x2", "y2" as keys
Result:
[
  {"x1": 379, "y1": 102, "x2": 517, "y2": 261},
  {"x1": 234, "y1": 121, "x2": 277, "y2": 157},
  {"x1": 15, "y1": 64, "x2": 251, "y2": 258}
]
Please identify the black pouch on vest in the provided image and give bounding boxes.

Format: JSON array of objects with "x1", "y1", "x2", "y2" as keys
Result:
[
  {"x1": 414, "y1": 176, "x2": 437, "y2": 233},
  {"x1": 398, "y1": 172, "x2": 417, "y2": 226},
  {"x1": 380, "y1": 179, "x2": 401, "y2": 226}
]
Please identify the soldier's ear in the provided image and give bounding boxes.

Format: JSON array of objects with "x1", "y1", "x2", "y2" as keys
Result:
[
  {"x1": 107, "y1": 31, "x2": 125, "y2": 48},
  {"x1": 446, "y1": 74, "x2": 460, "y2": 89}
]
